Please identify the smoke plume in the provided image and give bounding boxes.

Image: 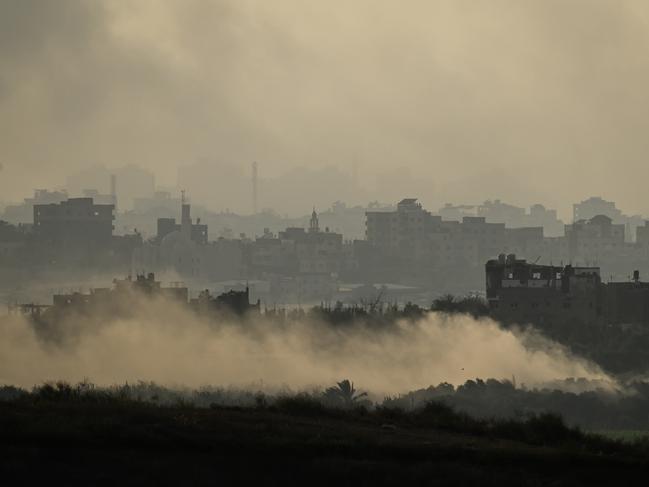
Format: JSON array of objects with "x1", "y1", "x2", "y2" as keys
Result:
[{"x1": 0, "y1": 297, "x2": 611, "y2": 394}]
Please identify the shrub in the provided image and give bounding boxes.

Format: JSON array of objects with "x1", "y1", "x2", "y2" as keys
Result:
[{"x1": 274, "y1": 393, "x2": 327, "y2": 416}]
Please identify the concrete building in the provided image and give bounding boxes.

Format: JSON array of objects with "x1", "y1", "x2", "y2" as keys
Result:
[
  {"x1": 565, "y1": 215, "x2": 625, "y2": 265},
  {"x1": 573, "y1": 196, "x2": 643, "y2": 242},
  {"x1": 438, "y1": 201, "x2": 564, "y2": 237},
  {"x1": 33, "y1": 198, "x2": 115, "y2": 245},
  {"x1": 2, "y1": 189, "x2": 69, "y2": 224},
  {"x1": 636, "y1": 221, "x2": 649, "y2": 246},
  {"x1": 478, "y1": 199, "x2": 527, "y2": 227},
  {"x1": 134, "y1": 191, "x2": 181, "y2": 215},
  {"x1": 366, "y1": 199, "x2": 544, "y2": 270},
  {"x1": 132, "y1": 195, "x2": 243, "y2": 283},
  {"x1": 245, "y1": 209, "x2": 344, "y2": 303},
  {"x1": 573, "y1": 196, "x2": 622, "y2": 223},
  {"x1": 154, "y1": 192, "x2": 208, "y2": 245},
  {"x1": 486, "y1": 255, "x2": 649, "y2": 327},
  {"x1": 528, "y1": 204, "x2": 564, "y2": 237},
  {"x1": 487, "y1": 255, "x2": 603, "y2": 327}
]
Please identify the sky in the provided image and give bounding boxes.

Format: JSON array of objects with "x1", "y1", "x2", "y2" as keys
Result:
[{"x1": 2, "y1": 0, "x2": 649, "y2": 218}]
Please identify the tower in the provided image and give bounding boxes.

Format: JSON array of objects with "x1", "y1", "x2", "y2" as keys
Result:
[
  {"x1": 309, "y1": 207, "x2": 319, "y2": 233},
  {"x1": 110, "y1": 174, "x2": 117, "y2": 210},
  {"x1": 251, "y1": 161, "x2": 258, "y2": 215},
  {"x1": 181, "y1": 189, "x2": 191, "y2": 237}
]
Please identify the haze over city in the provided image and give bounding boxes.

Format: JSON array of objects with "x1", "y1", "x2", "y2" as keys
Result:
[{"x1": 3, "y1": 1, "x2": 649, "y2": 217}]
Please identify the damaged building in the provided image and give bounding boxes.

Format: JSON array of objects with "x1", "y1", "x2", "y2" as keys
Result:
[{"x1": 486, "y1": 254, "x2": 649, "y2": 327}]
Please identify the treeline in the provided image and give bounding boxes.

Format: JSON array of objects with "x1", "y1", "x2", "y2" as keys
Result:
[
  {"x1": 5, "y1": 378, "x2": 649, "y2": 431},
  {"x1": 384, "y1": 378, "x2": 649, "y2": 431},
  {"x1": 0, "y1": 380, "x2": 633, "y2": 454},
  {"x1": 267, "y1": 294, "x2": 486, "y2": 327}
]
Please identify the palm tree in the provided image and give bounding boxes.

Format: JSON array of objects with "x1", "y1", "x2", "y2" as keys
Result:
[{"x1": 324, "y1": 379, "x2": 368, "y2": 408}]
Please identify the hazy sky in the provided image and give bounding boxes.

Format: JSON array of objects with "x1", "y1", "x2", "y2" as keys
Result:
[{"x1": 2, "y1": 0, "x2": 649, "y2": 218}]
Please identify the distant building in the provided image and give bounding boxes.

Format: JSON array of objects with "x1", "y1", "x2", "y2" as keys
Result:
[
  {"x1": 157, "y1": 217, "x2": 208, "y2": 245},
  {"x1": 2, "y1": 189, "x2": 69, "y2": 224},
  {"x1": 245, "y1": 208, "x2": 344, "y2": 303},
  {"x1": 190, "y1": 287, "x2": 260, "y2": 316},
  {"x1": 636, "y1": 221, "x2": 649, "y2": 247},
  {"x1": 438, "y1": 200, "x2": 564, "y2": 237},
  {"x1": 366, "y1": 198, "x2": 544, "y2": 270},
  {"x1": 478, "y1": 199, "x2": 526, "y2": 227},
  {"x1": 67, "y1": 164, "x2": 155, "y2": 210},
  {"x1": 134, "y1": 191, "x2": 181, "y2": 215},
  {"x1": 565, "y1": 214, "x2": 625, "y2": 265},
  {"x1": 0, "y1": 220, "x2": 30, "y2": 262},
  {"x1": 366, "y1": 198, "x2": 436, "y2": 258},
  {"x1": 82, "y1": 189, "x2": 116, "y2": 206},
  {"x1": 132, "y1": 195, "x2": 243, "y2": 282},
  {"x1": 486, "y1": 255, "x2": 649, "y2": 327},
  {"x1": 572, "y1": 196, "x2": 643, "y2": 242},
  {"x1": 528, "y1": 204, "x2": 564, "y2": 237},
  {"x1": 486, "y1": 254, "x2": 601, "y2": 327},
  {"x1": 438, "y1": 203, "x2": 476, "y2": 222},
  {"x1": 33, "y1": 197, "x2": 115, "y2": 245},
  {"x1": 573, "y1": 196, "x2": 622, "y2": 223}
]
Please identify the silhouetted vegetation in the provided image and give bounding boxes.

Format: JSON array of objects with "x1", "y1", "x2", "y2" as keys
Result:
[
  {"x1": 306, "y1": 300, "x2": 427, "y2": 327},
  {"x1": 431, "y1": 294, "x2": 490, "y2": 318},
  {"x1": 7, "y1": 377, "x2": 649, "y2": 432},
  {"x1": 2, "y1": 380, "x2": 649, "y2": 485}
]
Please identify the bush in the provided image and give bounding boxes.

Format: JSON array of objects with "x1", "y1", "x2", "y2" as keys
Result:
[
  {"x1": 415, "y1": 401, "x2": 486, "y2": 434},
  {"x1": 273, "y1": 393, "x2": 327, "y2": 416},
  {"x1": 0, "y1": 385, "x2": 27, "y2": 402}
]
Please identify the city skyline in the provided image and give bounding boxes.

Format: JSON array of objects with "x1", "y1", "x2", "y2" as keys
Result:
[{"x1": 3, "y1": 1, "x2": 649, "y2": 217}]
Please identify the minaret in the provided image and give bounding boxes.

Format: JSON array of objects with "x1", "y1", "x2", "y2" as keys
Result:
[
  {"x1": 110, "y1": 174, "x2": 117, "y2": 211},
  {"x1": 309, "y1": 207, "x2": 319, "y2": 233},
  {"x1": 181, "y1": 190, "x2": 191, "y2": 238}
]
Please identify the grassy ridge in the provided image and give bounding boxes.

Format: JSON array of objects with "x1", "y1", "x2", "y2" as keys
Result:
[{"x1": 2, "y1": 383, "x2": 649, "y2": 485}]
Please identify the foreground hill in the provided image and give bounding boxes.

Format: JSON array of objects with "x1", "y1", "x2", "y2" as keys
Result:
[{"x1": 1, "y1": 392, "x2": 649, "y2": 486}]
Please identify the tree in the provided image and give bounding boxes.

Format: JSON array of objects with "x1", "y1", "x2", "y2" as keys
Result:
[{"x1": 324, "y1": 379, "x2": 368, "y2": 408}]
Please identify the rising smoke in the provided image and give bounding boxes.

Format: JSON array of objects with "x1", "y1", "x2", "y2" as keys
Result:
[{"x1": 0, "y1": 295, "x2": 611, "y2": 395}]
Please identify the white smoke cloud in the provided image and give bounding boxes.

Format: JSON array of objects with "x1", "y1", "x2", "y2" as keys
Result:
[{"x1": 0, "y1": 297, "x2": 611, "y2": 394}]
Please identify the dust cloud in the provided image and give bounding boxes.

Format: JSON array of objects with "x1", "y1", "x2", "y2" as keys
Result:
[{"x1": 0, "y1": 297, "x2": 611, "y2": 394}]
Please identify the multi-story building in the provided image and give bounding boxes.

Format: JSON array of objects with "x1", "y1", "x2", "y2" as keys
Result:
[
  {"x1": 636, "y1": 221, "x2": 649, "y2": 247},
  {"x1": 486, "y1": 255, "x2": 649, "y2": 327},
  {"x1": 565, "y1": 215, "x2": 625, "y2": 265},
  {"x1": 438, "y1": 201, "x2": 564, "y2": 237},
  {"x1": 478, "y1": 199, "x2": 527, "y2": 227},
  {"x1": 33, "y1": 197, "x2": 115, "y2": 245},
  {"x1": 366, "y1": 198, "x2": 432, "y2": 255},
  {"x1": 244, "y1": 209, "x2": 345, "y2": 303},
  {"x1": 157, "y1": 216, "x2": 208, "y2": 245},
  {"x1": 366, "y1": 199, "x2": 543, "y2": 269},
  {"x1": 573, "y1": 196, "x2": 622, "y2": 223},
  {"x1": 2, "y1": 189, "x2": 69, "y2": 224},
  {"x1": 572, "y1": 196, "x2": 644, "y2": 242},
  {"x1": 133, "y1": 195, "x2": 242, "y2": 282},
  {"x1": 528, "y1": 204, "x2": 564, "y2": 237}
]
